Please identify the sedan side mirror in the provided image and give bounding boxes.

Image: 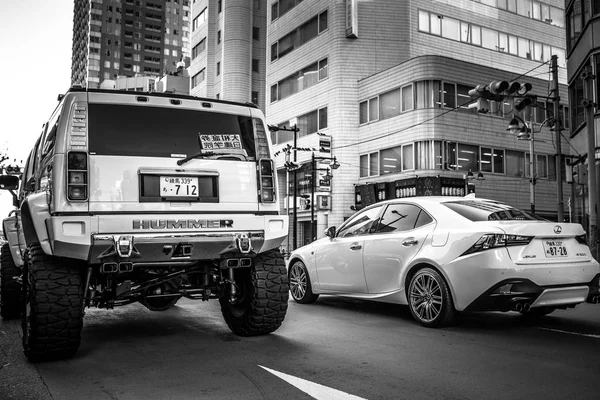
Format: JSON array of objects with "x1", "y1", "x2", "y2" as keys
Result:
[
  {"x1": 0, "y1": 175, "x2": 20, "y2": 191},
  {"x1": 325, "y1": 226, "x2": 336, "y2": 238}
]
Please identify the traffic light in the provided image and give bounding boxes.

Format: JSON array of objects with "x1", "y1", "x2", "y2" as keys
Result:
[
  {"x1": 468, "y1": 80, "x2": 509, "y2": 102},
  {"x1": 469, "y1": 80, "x2": 533, "y2": 114},
  {"x1": 514, "y1": 95, "x2": 535, "y2": 112}
]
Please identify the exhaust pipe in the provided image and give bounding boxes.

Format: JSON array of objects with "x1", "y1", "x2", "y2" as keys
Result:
[
  {"x1": 514, "y1": 302, "x2": 523, "y2": 312},
  {"x1": 239, "y1": 258, "x2": 252, "y2": 267},
  {"x1": 101, "y1": 262, "x2": 118, "y2": 274},
  {"x1": 522, "y1": 302, "x2": 531, "y2": 312},
  {"x1": 119, "y1": 262, "x2": 133, "y2": 273}
]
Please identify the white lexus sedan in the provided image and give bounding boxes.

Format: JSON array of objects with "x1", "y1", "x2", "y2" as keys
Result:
[{"x1": 287, "y1": 196, "x2": 600, "y2": 327}]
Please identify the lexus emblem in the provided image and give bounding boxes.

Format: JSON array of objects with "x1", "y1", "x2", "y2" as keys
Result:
[{"x1": 554, "y1": 225, "x2": 562, "y2": 234}]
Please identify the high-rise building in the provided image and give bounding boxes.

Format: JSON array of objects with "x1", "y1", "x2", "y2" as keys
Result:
[
  {"x1": 188, "y1": 0, "x2": 267, "y2": 110},
  {"x1": 266, "y1": 0, "x2": 570, "y2": 248},
  {"x1": 71, "y1": 0, "x2": 191, "y2": 89},
  {"x1": 565, "y1": 0, "x2": 600, "y2": 231}
]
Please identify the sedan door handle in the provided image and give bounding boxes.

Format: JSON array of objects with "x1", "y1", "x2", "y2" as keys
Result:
[
  {"x1": 402, "y1": 239, "x2": 419, "y2": 246},
  {"x1": 349, "y1": 243, "x2": 362, "y2": 251}
]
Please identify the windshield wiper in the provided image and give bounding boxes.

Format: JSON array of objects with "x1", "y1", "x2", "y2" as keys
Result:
[{"x1": 177, "y1": 151, "x2": 216, "y2": 166}]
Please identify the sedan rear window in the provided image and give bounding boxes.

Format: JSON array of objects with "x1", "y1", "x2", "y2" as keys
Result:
[
  {"x1": 442, "y1": 200, "x2": 546, "y2": 221},
  {"x1": 88, "y1": 104, "x2": 256, "y2": 159}
]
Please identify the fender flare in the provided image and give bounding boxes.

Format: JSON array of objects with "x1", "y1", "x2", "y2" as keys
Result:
[{"x1": 20, "y1": 194, "x2": 52, "y2": 255}]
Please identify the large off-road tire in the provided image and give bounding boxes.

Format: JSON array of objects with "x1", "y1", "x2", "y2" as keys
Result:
[
  {"x1": 220, "y1": 249, "x2": 289, "y2": 336},
  {"x1": 1, "y1": 243, "x2": 21, "y2": 320},
  {"x1": 288, "y1": 260, "x2": 319, "y2": 304},
  {"x1": 22, "y1": 243, "x2": 84, "y2": 362},
  {"x1": 408, "y1": 267, "x2": 459, "y2": 328}
]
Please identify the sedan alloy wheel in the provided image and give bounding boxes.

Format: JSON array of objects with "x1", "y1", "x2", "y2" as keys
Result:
[
  {"x1": 408, "y1": 267, "x2": 458, "y2": 328},
  {"x1": 289, "y1": 261, "x2": 319, "y2": 304}
]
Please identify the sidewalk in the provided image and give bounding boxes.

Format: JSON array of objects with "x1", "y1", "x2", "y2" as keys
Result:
[{"x1": 0, "y1": 318, "x2": 52, "y2": 400}]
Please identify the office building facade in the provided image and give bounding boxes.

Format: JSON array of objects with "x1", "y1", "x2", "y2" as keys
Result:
[
  {"x1": 267, "y1": 0, "x2": 571, "y2": 249},
  {"x1": 565, "y1": 0, "x2": 600, "y2": 231},
  {"x1": 189, "y1": 0, "x2": 267, "y2": 110},
  {"x1": 71, "y1": 0, "x2": 191, "y2": 88}
]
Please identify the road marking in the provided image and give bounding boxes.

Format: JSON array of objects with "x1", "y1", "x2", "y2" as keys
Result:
[
  {"x1": 538, "y1": 327, "x2": 600, "y2": 339},
  {"x1": 259, "y1": 365, "x2": 368, "y2": 400}
]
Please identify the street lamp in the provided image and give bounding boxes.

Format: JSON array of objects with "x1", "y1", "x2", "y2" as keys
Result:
[
  {"x1": 507, "y1": 115, "x2": 554, "y2": 215},
  {"x1": 311, "y1": 154, "x2": 340, "y2": 241}
]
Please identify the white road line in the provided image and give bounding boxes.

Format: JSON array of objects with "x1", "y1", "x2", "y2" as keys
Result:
[
  {"x1": 538, "y1": 327, "x2": 600, "y2": 339},
  {"x1": 258, "y1": 365, "x2": 368, "y2": 400}
]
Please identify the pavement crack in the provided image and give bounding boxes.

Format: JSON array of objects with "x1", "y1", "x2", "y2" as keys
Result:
[{"x1": 239, "y1": 369, "x2": 268, "y2": 400}]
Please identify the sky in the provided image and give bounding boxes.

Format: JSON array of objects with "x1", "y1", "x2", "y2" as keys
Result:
[{"x1": 0, "y1": 1, "x2": 73, "y2": 218}]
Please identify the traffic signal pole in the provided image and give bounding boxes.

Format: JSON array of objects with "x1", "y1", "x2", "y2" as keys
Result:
[
  {"x1": 551, "y1": 55, "x2": 565, "y2": 222},
  {"x1": 293, "y1": 124, "x2": 298, "y2": 250}
]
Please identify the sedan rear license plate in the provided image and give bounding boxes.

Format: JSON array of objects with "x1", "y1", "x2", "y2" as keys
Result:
[
  {"x1": 543, "y1": 240, "x2": 568, "y2": 258},
  {"x1": 160, "y1": 176, "x2": 198, "y2": 198}
]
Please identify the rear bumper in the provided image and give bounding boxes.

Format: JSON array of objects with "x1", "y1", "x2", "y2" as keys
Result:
[
  {"x1": 465, "y1": 274, "x2": 600, "y2": 312},
  {"x1": 90, "y1": 231, "x2": 265, "y2": 266},
  {"x1": 46, "y1": 213, "x2": 288, "y2": 262},
  {"x1": 443, "y1": 249, "x2": 600, "y2": 311}
]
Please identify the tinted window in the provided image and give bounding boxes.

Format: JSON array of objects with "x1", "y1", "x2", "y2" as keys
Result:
[
  {"x1": 337, "y1": 206, "x2": 382, "y2": 238},
  {"x1": 442, "y1": 200, "x2": 546, "y2": 221},
  {"x1": 377, "y1": 204, "x2": 429, "y2": 233},
  {"x1": 88, "y1": 104, "x2": 257, "y2": 159}
]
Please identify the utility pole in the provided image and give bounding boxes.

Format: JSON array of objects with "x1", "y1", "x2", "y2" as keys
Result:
[
  {"x1": 582, "y1": 65, "x2": 599, "y2": 260},
  {"x1": 292, "y1": 124, "x2": 298, "y2": 250},
  {"x1": 551, "y1": 55, "x2": 564, "y2": 222}
]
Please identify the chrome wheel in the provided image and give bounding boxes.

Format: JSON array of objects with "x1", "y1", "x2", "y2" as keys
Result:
[
  {"x1": 289, "y1": 263, "x2": 307, "y2": 300},
  {"x1": 288, "y1": 261, "x2": 319, "y2": 304},
  {"x1": 409, "y1": 271, "x2": 443, "y2": 323}
]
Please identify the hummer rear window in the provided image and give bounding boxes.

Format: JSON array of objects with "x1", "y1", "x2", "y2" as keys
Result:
[{"x1": 88, "y1": 104, "x2": 257, "y2": 159}]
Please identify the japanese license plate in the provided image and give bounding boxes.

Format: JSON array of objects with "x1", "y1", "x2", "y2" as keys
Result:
[
  {"x1": 160, "y1": 176, "x2": 199, "y2": 198},
  {"x1": 543, "y1": 240, "x2": 568, "y2": 258}
]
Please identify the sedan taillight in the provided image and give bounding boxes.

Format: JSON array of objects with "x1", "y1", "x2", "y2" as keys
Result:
[
  {"x1": 576, "y1": 234, "x2": 588, "y2": 245},
  {"x1": 461, "y1": 234, "x2": 534, "y2": 256}
]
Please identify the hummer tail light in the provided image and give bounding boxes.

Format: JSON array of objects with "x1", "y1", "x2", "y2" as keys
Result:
[
  {"x1": 258, "y1": 159, "x2": 276, "y2": 203},
  {"x1": 253, "y1": 118, "x2": 271, "y2": 160},
  {"x1": 67, "y1": 152, "x2": 88, "y2": 201}
]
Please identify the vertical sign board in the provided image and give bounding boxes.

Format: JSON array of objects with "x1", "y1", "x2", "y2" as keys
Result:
[
  {"x1": 346, "y1": 0, "x2": 358, "y2": 38},
  {"x1": 316, "y1": 163, "x2": 331, "y2": 192}
]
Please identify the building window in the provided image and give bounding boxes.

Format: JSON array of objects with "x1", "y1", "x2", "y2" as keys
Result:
[
  {"x1": 271, "y1": 10, "x2": 328, "y2": 61},
  {"x1": 218, "y1": 0, "x2": 222, "y2": 13},
  {"x1": 271, "y1": 0, "x2": 304, "y2": 21},
  {"x1": 192, "y1": 7, "x2": 207, "y2": 31},
  {"x1": 569, "y1": 69, "x2": 585, "y2": 130},
  {"x1": 192, "y1": 68, "x2": 206, "y2": 87},
  {"x1": 192, "y1": 37, "x2": 206, "y2": 59},
  {"x1": 401, "y1": 84, "x2": 413, "y2": 112},
  {"x1": 252, "y1": 58, "x2": 259, "y2": 72},
  {"x1": 272, "y1": 107, "x2": 328, "y2": 144},
  {"x1": 217, "y1": 30, "x2": 221, "y2": 44},
  {"x1": 216, "y1": 62, "x2": 221, "y2": 76},
  {"x1": 253, "y1": 26, "x2": 260, "y2": 40},
  {"x1": 270, "y1": 57, "x2": 328, "y2": 103},
  {"x1": 418, "y1": 9, "x2": 566, "y2": 67},
  {"x1": 380, "y1": 146, "x2": 402, "y2": 175},
  {"x1": 251, "y1": 91, "x2": 259, "y2": 104},
  {"x1": 216, "y1": 93, "x2": 220, "y2": 99}
]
